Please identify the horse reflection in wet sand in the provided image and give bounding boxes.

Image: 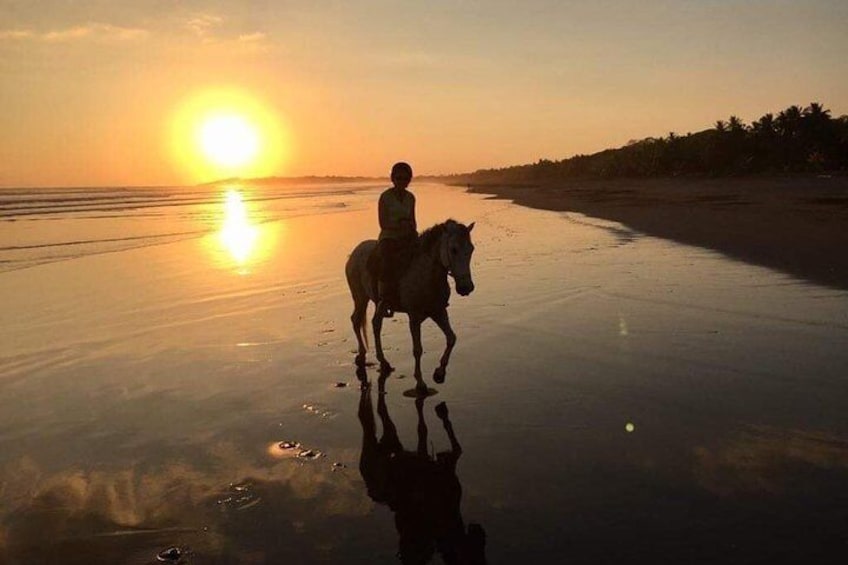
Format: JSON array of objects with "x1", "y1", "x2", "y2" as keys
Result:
[
  {"x1": 358, "y1": 377, "x2": 487, "y2": 564},
  {"x1": 345, "y1": 220, "x2": 476, "y2": 393}
]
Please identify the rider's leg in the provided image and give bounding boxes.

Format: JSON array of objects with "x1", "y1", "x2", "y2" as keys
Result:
[{"x1": 376, "y1": 240, "x2": 397, "y2": 318}]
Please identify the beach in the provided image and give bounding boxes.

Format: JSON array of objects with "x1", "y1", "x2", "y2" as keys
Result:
[
  {"x1": 468, "y1": 174, "x2": 848, "y2": 291},
  {"x1": 1, "y1": 181, "x2": 847, "y2": 563}
]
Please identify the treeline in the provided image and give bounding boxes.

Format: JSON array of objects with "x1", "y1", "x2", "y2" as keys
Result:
[{"x1": 446, "y1": 103, "x2": 848, "y2": 185}]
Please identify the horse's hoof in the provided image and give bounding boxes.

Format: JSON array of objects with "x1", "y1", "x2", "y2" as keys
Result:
[
  {"x1": 355, "y1": 354, "x2": 366, "y2": 368},
  {"x1": 433, "y1": 366, "x2": 446, "y2": 384},
  {"x1": 355, "y1": 366, "x2": 368, "y2": 383},
  {"x1": 402, "y1": 386, "x2": 438, "y2": 398},
  {"x1": 435, "y1": 401, "x2": 448, "y2": 420}
]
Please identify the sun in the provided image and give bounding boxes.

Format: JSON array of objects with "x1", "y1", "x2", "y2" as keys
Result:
[
  {"x1": 170, "y1": 88, "x2": 290, "y2": 183},
  {"x1": 198, "y1": 114, "x2": 260, "y2": 168}
]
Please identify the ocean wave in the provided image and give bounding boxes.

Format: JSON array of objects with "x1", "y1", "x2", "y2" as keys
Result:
[{"x1": 0, "y1": 183, "x2": 376, "y2": 272}]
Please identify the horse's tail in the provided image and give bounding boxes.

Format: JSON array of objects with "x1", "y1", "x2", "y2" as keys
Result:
[
  {"x1": 361, "y1": 306, "x2": 369, "y2": 350},
  {"x1": 346, "y1": 240, "x2": 375, "y2": 352}
]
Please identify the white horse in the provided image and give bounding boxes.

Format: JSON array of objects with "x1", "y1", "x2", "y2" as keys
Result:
[{"x1": 345, "y1": 220, "x2": 476, "y2": 393}]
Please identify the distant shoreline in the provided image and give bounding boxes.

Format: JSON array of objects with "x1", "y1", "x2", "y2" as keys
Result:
[
  {"x1": 205, "y1": 175, "x2": 386, "y2": 186},
  {"x1": 463, "y1": 175, "x2": 848, "y2": 291}
]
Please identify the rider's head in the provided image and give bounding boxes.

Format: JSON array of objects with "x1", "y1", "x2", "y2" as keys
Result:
[{"x1": 391, "y1": 162, "x2": 413, "y2": 190}]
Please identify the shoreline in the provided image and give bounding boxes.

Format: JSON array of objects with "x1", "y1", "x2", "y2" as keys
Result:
[{"x1": 466, "y1": 175, "x2": 848, "y2": 291}]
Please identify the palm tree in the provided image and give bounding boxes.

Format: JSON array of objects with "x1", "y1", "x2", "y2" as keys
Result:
[
  {"x1": 727, "y1": 115, "x2": 746, "y2": 133},
  {"x1": 749, "y1": 113, "x2": 778, "y2": 170},
  {"x1": 751, "y1": 113, "x2": 775, "y2": 136},
  {"x1": 837, "y1": 115, "x2": 848, "y2": 169},
  {"x1": 801, "y1": 102, "x2": 832, "y2": 137},
  {"x1": 804, "y1": 102, "x2": 830, "y2": 121},
  {"x1": 801, "y1": 102, "x2": 836, "y2": 167},
  {"x1": 776, "y1": 105, "x2": 806, "y2": 170},
  {"x1": 776, "y1": 105, "x2": 803, "y2": 138}
]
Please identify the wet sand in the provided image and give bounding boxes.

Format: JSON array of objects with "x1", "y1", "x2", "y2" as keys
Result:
[
  {"x1": 1, "y1": 183, "x2": 847, "y2": 563},
  {"x1": 468, "y1": 175, "x2": 848, "y2": 290}
]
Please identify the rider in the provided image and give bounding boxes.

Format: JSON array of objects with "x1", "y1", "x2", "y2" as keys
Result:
[{"x1": 376, "y1": 162, "x2": 417, "y2": 318}]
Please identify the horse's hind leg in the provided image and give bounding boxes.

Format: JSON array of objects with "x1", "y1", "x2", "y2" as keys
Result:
[
  {"x1": 372, "y1": 312, "x2": 393, "y2": 374},
  {"x1": 351, "y1": 297, "x2": 368, "y2": 368},
  {"x1": 431, "y1": 309, "x2": 456, "y2": 384},
  {"x1": 347, "y1": 249, "x2": 371, "y2": 369},
  {"x1": 377, "y1": 389, "x2": 402, "y2": 453}
]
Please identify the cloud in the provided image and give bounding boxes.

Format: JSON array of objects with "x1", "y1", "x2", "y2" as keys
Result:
[
  {"x1": 0, "y1": 443, "x2": 370, "y2": 562},
  {"x1": 232, "y1": 32, "x2": 271, "y2": 53},
  {"x1": 185, "y1": 14, "x2": 224, "y2": 38},
  {"x1": 43, "y1": 26, "x2": 93, "y2": 42},
  {"x1": 238, "y1": 32, "x2": 266, "y2": 43},
  {"x1": 0, "y1": 23, "x2": 148, "y2": 43},
  {"x1": 693, "y1": 425, "x2": 848, "y2": 496},
  {"x1": 181, "y1": 14, "x2": 269, "y2": 51},
  {"x1": 0, "y1": 30, "x2": 34, "y2": 40}
]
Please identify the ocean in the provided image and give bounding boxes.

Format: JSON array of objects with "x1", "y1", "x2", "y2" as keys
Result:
[{"x1": 0, "y1": 183, "x2": 375, "y2": 272}]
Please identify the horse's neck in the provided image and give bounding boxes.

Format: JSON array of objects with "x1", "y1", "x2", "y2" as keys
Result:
[
  {"x1": 400, "y1": 234, "x2": 451, "y2": 311},
  {"x1": 411, "y1": 237, "x2": 446, "y2": 277}
]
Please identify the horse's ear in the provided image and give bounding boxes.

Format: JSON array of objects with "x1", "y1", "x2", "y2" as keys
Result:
[{"x1": 468, "y1": 222, "x2": 475, "y2": 233}]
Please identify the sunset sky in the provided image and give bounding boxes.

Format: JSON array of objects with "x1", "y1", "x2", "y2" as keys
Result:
[{"x1": 1, "y1": 0, "x2": 846, "y2": 187}]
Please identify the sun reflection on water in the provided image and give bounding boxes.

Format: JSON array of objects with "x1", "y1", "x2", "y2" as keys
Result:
[{"x1": 220, "y1": 189, "x2": 260, "y2": 268}]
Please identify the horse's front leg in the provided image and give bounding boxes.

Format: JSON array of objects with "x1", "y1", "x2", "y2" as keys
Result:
[
  {"x1": 409, "y1": 316, "x2": 427, "y2": 394},
  {"x1": 430, "y1": 309, "x2": 456, "y2": 384},
  {"x1": 372, "y1": 311, "x2": 393, "y2": 374}
]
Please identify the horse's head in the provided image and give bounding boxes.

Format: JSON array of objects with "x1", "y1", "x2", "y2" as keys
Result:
[{"x1": 441, "y1": 221, "x2": 476, "y2": 296}]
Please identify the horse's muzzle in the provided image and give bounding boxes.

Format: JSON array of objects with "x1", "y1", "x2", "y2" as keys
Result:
[{"x1": 456, "y1": 281, "x2": 475, "y2": 296}]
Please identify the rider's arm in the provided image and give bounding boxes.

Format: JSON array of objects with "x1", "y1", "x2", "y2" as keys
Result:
[
  {"x1": 378, "y1": 192, "x2": 390, "y2": 232},
  {"x1": 396, "y1": 193, "x2": 416, "y2": 234}
]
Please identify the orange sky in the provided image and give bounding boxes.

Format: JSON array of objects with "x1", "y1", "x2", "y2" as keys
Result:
[{"x1": 1, "y1": 1, "x2": 846, "y2": 187}]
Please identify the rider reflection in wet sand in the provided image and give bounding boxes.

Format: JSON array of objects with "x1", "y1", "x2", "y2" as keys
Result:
[{"x1": 358, "y1": 377, "x2": 487, "y2": 564}]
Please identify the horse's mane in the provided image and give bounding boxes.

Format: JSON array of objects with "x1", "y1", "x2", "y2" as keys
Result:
[{"x1": 417, "y1": 219, "x2": 462, "y2": 253}]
